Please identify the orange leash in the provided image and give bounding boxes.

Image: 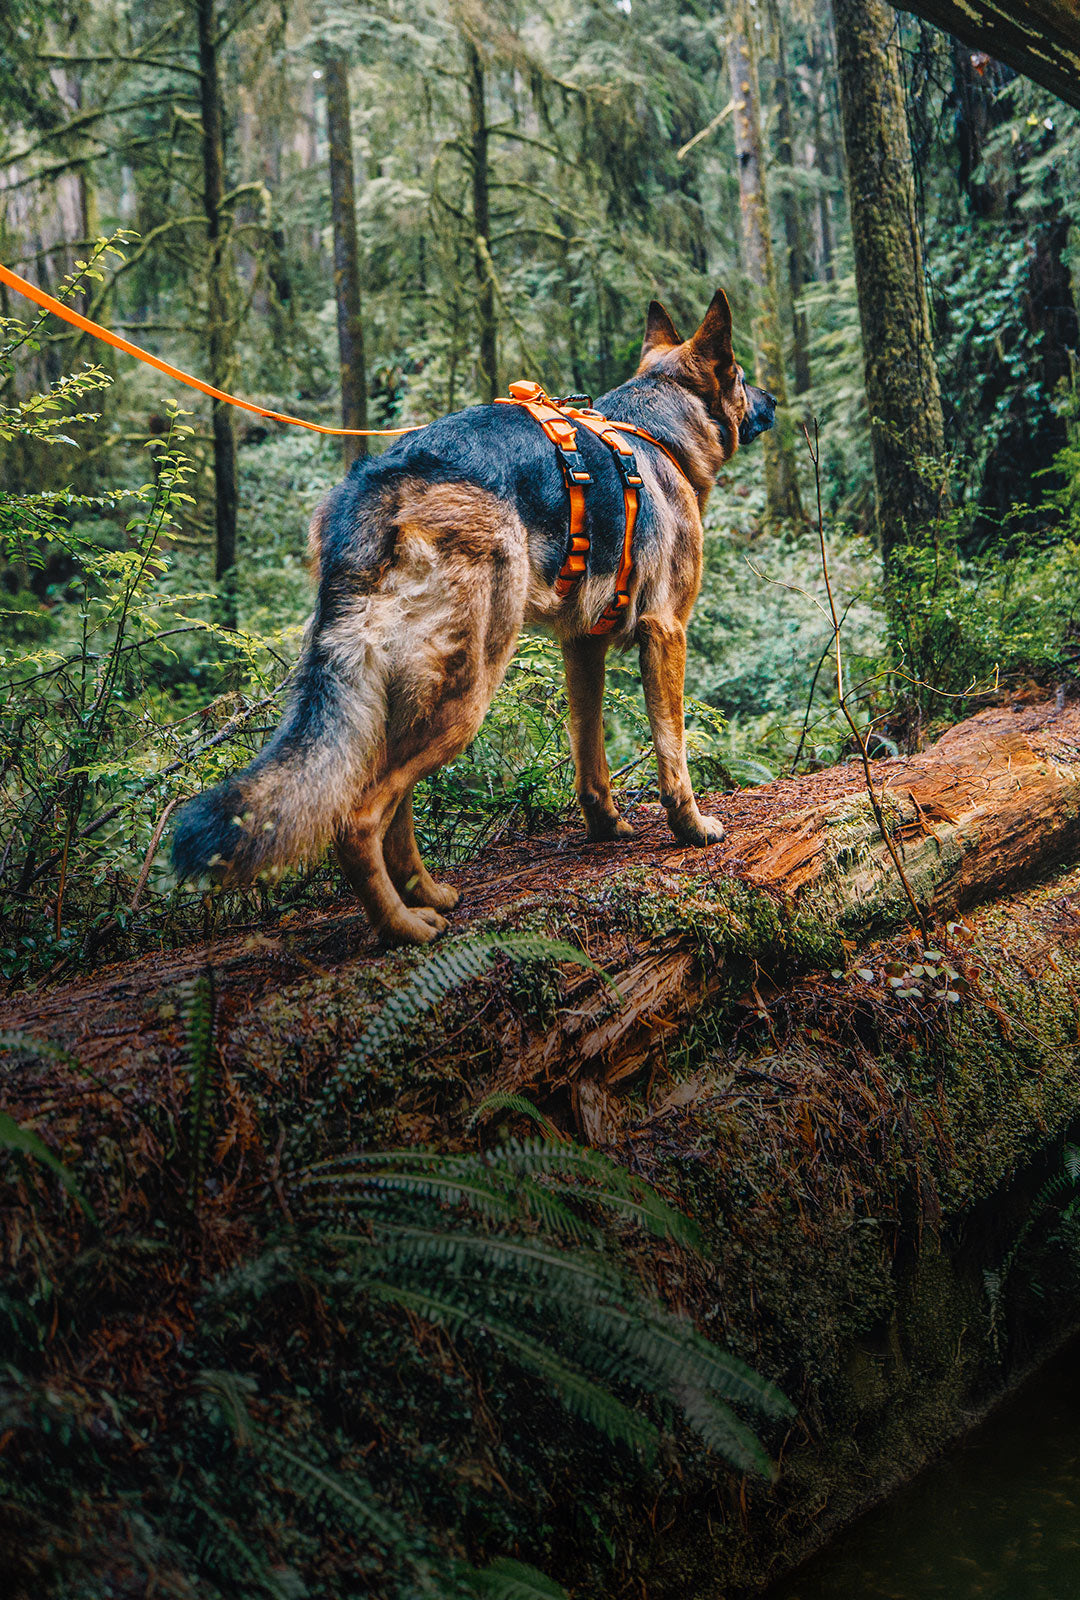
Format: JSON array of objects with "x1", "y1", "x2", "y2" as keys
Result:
[
  {"x1": 0, "y1": 259, "x2": 688, "y2": 629},
  {"x1": 0, "y1": 261, "x2": 420, "y2": 438}
]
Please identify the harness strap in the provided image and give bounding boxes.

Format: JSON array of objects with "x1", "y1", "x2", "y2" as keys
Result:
[
  {"x1": 494, "y1": 382, "x2": 592, "y2": 598},
  {"x1": 573, "y1": 415, "x2": 642, "y2": 634},
  {"x1": 499, "y1": 380, "x2": 689, "y2": 635}
]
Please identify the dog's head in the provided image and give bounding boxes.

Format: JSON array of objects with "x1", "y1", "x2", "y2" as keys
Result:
[{"x1": 636, "y1": 289, "x2": 775, "y2": 455}]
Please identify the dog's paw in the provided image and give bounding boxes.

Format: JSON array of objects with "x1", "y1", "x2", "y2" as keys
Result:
[
  {"x1": 670, "y1": 811, "x2": 724, "y2": 847},
  {"x1": 380, "y1": 906, "x2": 449, "y2": 946},
  {"x1": 585, "y1": 813, "x2": 635, "y2": 842},
  {"x1": 403, "y1": 873, "x2": 460, "y2": 911}
]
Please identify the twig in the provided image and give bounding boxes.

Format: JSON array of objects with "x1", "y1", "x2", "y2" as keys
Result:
[{"x1": 802, "y1": 421, "x2": 929, "y2": 944}]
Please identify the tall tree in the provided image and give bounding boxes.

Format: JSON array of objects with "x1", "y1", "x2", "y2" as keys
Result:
[
  {"x1": 832, "y1": 0, "x2": 946, "y2": 568},
  {"x1": 323, "y1": 48, "x2": 368, "y2": 468},
  {"x1": 728, "y1": 0, "x2": 804, "y2": 524},
  {"x1": 196, "y1": 0, "x2": 239, "y2": 619},
  {"x1": 767, "y1": 0, "x2": 812, "y2": 395},
  {"x1": 465, "y1": 36, "x2": 497, "y2": 404}
]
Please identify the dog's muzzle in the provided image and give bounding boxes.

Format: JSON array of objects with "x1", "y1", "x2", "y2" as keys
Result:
[{"x1": 739, "y1": 385, "x2": 776, "y2": 445}]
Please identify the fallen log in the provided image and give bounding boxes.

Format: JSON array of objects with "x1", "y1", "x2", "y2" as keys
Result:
[{"x1": 3, "y1": 697, "x2": 1080, "y2": 1124}]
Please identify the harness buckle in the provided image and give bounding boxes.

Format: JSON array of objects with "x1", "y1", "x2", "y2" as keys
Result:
[
  {"x1": 611, "y1": 448, "x2": 643, "y2": 488},
  {"x1": 557, "y1": 444, "x2": 592, "y2": 484}
]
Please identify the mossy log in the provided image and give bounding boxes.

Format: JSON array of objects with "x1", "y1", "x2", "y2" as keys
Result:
[{"x1": 3, "y1": 698, "x2": 1080, "y2": 1131}]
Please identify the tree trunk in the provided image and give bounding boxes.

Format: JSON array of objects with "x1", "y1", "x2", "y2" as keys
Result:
[
  {"x1": 832, "y1": 0, "x2": 946, "y2": 570},
  {"x1": 196, "y1": 0, "x2": 239, "y2": 621},
  {"x1": 768, "y1": 1, "x2": 812, "y2": 395},
  {"x1": 809, "y1": 27, "x2": 837, "y2": 283},
  {"x1": 894, "y1": 0, "x2": 1080, "y2": 112},
  {"x1": 729, "y1": 0, "x2": 805, "y2": 525},
  {"x1": 323, "y1": 50, "x2": 368, "y2": 470},
  {"x1": 465, "y1": 39, "x2": 497, "y2": 404}
]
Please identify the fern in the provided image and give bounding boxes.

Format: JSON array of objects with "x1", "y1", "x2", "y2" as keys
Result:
[
  {"x1": 304, "y1": 933, "x2": 621, "y2": 1134},
  {"x1": 295, "y1": 1140, "x2": 703, "y2": 1253},
  {"x1": 183, "y1": 972, "x2": 216, "y2": 1210},
  {"x1": 199, "y1": 1371, "x2": 441, "y2": 1593},
  {"x1": 0, "y1": 1110, "x2": 96, "y2": 1222},
  {"x1": 280, "y1": 1135, "x2": 789, "y2": 1478},
  {"x1": 466, "y1": 1090, "x2": 565, "y2": 1139},
  {"x1": 988, "y1": 1143, "x2": 1080, "y2": 1345},
  {"x1": 467, "y1": 1559, "x2": 569, "y2": 1600}
]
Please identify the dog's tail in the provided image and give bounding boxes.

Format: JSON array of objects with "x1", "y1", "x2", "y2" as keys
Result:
[{"x1": 172, "y1": 627, "x2": 386, "y2": 888}]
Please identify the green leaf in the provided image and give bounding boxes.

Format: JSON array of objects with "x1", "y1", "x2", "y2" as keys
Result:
[{"x1": 0, "y1": 1112, "x2": 96, "y2": 1222}]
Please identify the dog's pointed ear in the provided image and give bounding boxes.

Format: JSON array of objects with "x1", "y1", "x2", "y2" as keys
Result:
[
  {"x1": 689, "y1": 288, "x2": 736, "y2": 376},
  {"x1": 642, "y1": 299, "x2": 683, "y2": 358}
]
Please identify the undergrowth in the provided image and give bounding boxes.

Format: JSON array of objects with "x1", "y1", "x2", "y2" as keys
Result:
[{"x1": 0, "y1": 932, "x2": 791, "y2": 1598}]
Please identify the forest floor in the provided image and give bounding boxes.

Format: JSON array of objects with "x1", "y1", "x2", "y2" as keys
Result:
[{"x1": 6, "y1": 693, "x2": 1080, "y2": 1598}]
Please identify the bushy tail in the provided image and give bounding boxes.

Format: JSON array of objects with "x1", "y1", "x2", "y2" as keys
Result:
[{"x1": 172, "y1": 639, "x2": 384, "y2": 887}]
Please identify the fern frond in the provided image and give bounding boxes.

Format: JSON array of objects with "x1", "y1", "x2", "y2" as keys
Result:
[
  {"x1": 292, "y1": 1152, "x2": 598, "y2": 1244},
  {"x1": 467, "y1": 1557, "x2": 570, "y2": 1600},
  {"x1": 0, "y1": 1110, "x2": 97, "y2": 1222},
  {"x1": 200, "y1": 1370, "x2": 438, "y2": 1591},
  {"x1": 355, "y1": 1224, "x2": 627, "y2": 1298},
  {"x1": 482, "y1": 1138, "x2": 705, "y2": 1253},
  {"x1": 183, "y1": 972, "x2": 216, "y2": 1208},
  {"x1": 305, "y1": 933, "x2": 620, "y2": 1132},
  {"x1": 367, "y1": 1281, "x2": 659, "y2": 1458},
  {"x1": 178, "y1": 1487, "x2": 293, "y2": 1599},
  {"x1": 0, "y1": 1029, "x2": 80, "y2": 1067},
  {"x1": 466, "y1": 1091, "x2": 566, "y2": 1140},
  {"x1": 671, "y1": 1385, "x2": 777, "y2": 1480}
]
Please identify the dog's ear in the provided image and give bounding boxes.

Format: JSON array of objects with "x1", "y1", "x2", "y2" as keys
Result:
[
  {"x1": 641, "y1": 300, "x2": 683, "y2": 358},
  {"x1": 688, "y1": 288, "x2": 736, "y2": 376}
]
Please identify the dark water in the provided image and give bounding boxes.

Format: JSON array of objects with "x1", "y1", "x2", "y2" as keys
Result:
[{"x1": 766, "y1": 1341, "x2": 1080, "y2": 1600}]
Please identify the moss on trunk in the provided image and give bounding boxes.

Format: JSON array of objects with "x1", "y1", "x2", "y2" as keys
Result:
[{"x1": 832, "y1": 0, "x2": 946, "y2": 566}]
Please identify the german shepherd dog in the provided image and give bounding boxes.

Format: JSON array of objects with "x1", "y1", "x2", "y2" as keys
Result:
[{"x1": 172, "y1": 289, "x2": 775, "y2": 944}]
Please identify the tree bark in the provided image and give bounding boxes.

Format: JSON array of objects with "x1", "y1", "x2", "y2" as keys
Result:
[
  {"x1": 894, "y1": 0, "x2": 1080, "y2": 112},
  {"x1": 465, "y1": 39, "x2": 497, "y2": 404},
  {"x1": 832, "y1": 0, "x2": 946, "y2": 569},
  {"x1": 195, "y1": 0, "x2": 239, "y2": 620},
  {"x1": 729, "y1": 0, "x2": 805, "y2": 525},
  {"x1": 768, "y1": 2, "x2": 813, "y2": 395},
  {"x1": 323, "y1": 50, "x2": 368, "y2": 470}
]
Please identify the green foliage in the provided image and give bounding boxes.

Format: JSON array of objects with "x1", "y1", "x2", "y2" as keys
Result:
[{"x1": 0, "y1": 1109, "x2": 96, "y2": 1223}]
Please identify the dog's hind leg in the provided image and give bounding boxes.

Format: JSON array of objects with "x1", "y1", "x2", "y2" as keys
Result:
[
  {"x1": 334, "y1": 676, "x2": 498, "y2": 944},
  {"x1": 383, "y1": 788, "x2": 460, "y2": 912},
  {"x1": 335, "y1": 773, "x2": 449, "y2": 946},
  {"x1": 562, "y1": 634, "x2": 634, "y2": 842},
  {"x1": 636, "y1": 611, "x2": 723, "y2": 847}
]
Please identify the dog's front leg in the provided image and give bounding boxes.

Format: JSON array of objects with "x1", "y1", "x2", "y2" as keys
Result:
[
  {"x1": 637, "y1": 612, "x2": 723, "y2": 847},
  {"x1": 562, "y1": 634, "x2": 634, "y2": 841}
]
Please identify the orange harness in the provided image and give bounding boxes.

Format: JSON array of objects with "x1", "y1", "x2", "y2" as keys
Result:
[{"x1": 496, "y1": 379, "x2": 688, "y2": 635}]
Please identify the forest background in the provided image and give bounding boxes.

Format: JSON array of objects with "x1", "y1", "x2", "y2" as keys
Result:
[{"x1": 1, "y1": 0, "x2": 1079, "y2": 981}]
